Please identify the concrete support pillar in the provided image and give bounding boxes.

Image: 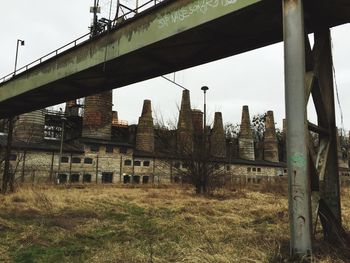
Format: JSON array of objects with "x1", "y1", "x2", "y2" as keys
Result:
[{"x1": 283, "y1": 0, "x2": 312, "y2": 258}]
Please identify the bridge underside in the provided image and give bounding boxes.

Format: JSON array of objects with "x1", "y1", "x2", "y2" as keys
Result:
[{"x1": 0, "y1": 0, "x2": 349, "y2": 118}]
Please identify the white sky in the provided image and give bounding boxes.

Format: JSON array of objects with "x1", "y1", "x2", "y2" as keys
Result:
[{"x1": 1, "y1": 0, "x2": 350, "y2": 130}]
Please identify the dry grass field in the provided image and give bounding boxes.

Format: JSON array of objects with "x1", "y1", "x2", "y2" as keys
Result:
[{"x1": 0, "y1": 182, "x2": 349, "y2": 263}]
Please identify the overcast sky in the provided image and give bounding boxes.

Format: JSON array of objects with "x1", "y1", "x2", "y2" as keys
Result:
[{"x1": 1, "y1": 0, "x2": 350, "y2": 130}]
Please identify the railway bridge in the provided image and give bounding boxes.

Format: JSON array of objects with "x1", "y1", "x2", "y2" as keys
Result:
[{"x1": 1, "y1": 0, "x2": 350, "y2": 259}]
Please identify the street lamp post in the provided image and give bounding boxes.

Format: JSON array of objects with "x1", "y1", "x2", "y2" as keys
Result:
[
  {"x1": 2, "y1": 39, "x2": 25, "y2": 193},
  {"x1": 14, "y1": 39, "x2": 25, "y2": 75},
  {"x1": 201, "y1": 86, "x2": 209, "y2": 132},
  {"x1": 201, "y1": 86, "x2": 209, "y2": 194}
]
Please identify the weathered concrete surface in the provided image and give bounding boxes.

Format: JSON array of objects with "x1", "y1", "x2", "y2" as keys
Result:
[{"x1": 0, "y1": 0, "x2": 349, "y2": 117}]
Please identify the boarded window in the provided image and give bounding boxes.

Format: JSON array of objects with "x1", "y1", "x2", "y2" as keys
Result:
[
  {"x1": 61, "y1": 156, "x2": 69, "y2": 163},
  {"x1": 134, "y1": 160, "x2": 141, "y2": 166},
  {"x1": 174, "y1": 176, "x2": 180, "y2": 183},
  {"x1": 72, "y1": 157, "x2": 81, "y2": 163},
  {"x1": 84, "y1": 158, "x2": 93, "y2": 164},
  {"x1": 106, "y1": 145, "x2": 114, "y2": 153},
  {"x1": 83, "y1": 174, "x2": 92, "y2": 183},
  {"x1": 58, "y1": 174, "x2": 67, "y2": 184},
  {"x1": 102, "y1": 172, "x2": 113, "y2": 183},
  {"x1": 123, "y1": 175, "x2": 131, "y2": 184},
  {"x1": 182, "y1": 162, "x2": 189, "y2": 169},
  {"x1": 142, "y1": 176, "x2": 149, "y2": 184},
  {"x1": 124, "y1": 160, "x2": 132, "y2": 166},
  {"x1": 133, "y1": 175, "x2": 140, "y2": 184},
  {"x1": 70, "y1": 174, "x2": 80, "y2": 183},
  {"x1": 143, "y1": 161, "x2": 150, "y2": 167},
  {"x1": 119, "y1": 147, "x2": 127, "y2": 154},
  {"x1": 90, "y1": 145, "x2": 99, "y2": 152}
]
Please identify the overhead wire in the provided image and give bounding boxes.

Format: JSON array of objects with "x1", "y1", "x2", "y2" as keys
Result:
[{"x1": 161, "y1": 75, "x2": 187, "y2": 90}]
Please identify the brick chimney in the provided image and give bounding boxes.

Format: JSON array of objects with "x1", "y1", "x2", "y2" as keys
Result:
[
  {"x1": 210, "y1": 112, "x2": 226, "y2": 158},
  {"x1": 263, "y1": 110, "x2": 279, "y2": 162},
  {"x1": 14, "y1": 110, "x2": 45, "y2": 143},
  {"x1": 135, "y1": 100, "x2": 154, "y2": 153},
  {"x1": 177, "y1": 90, "x2": 194, "y2": 153},
  {"x1": 65, "y1": 100, "x2": 79, "y2": 117},
  {"x1": 82, "y1": 91, "x2": 112, "y2": 140},
  {"x1": 191, "y1": 109, "x2": 203, "y2": 135},
  {"x1": 239, "y1": 105, "x2": 255, "y2": 160}
]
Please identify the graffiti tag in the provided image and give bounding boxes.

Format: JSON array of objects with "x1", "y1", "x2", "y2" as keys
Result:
[{"x1": 157, "y1": 0, "x2": 238, "y2": 28}]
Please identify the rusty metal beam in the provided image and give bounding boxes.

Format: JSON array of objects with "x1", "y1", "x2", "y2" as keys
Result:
[{"x1": 313, "y1": 29, "x2": 341, "y2": 222}]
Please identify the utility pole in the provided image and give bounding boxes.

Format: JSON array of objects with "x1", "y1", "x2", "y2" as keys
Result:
[{"x1": 90, "y1": 0, "x2": 100, "y2": 37}]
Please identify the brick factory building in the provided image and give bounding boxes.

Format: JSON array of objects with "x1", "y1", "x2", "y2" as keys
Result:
[{"x1": 0, "y1": 90, "x2": 349, "y2": 185}]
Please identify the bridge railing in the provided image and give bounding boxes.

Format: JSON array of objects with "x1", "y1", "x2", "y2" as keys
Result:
[
  {"x1": 0, "y1": 33, "x2": 91, "y2": 84},
  {"x1": 0, "y1": 0, "x2": 165, "y2": 85}
]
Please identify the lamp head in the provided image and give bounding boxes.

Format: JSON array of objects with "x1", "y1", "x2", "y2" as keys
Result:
[{"x1": 201, "y1": 86, "x2": 209, "y2": 92}]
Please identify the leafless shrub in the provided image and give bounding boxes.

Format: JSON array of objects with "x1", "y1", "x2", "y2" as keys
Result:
[{"x1": 32, "y1": 189, "x2": 53, "y2": 213}]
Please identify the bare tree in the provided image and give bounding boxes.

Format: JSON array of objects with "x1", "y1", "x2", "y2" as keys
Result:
[{"x1": 154, "y1": 117, "x2": 228, "y2": 195}]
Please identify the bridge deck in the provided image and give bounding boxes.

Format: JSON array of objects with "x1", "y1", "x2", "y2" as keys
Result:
[{"x1": 0, "y1": 0, "x2": 349, "y2": 118}]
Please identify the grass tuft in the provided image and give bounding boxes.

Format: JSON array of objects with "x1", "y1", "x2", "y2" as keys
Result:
[{"x1": 0, "y1": 185, "x2": 349, "y2": 262}]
